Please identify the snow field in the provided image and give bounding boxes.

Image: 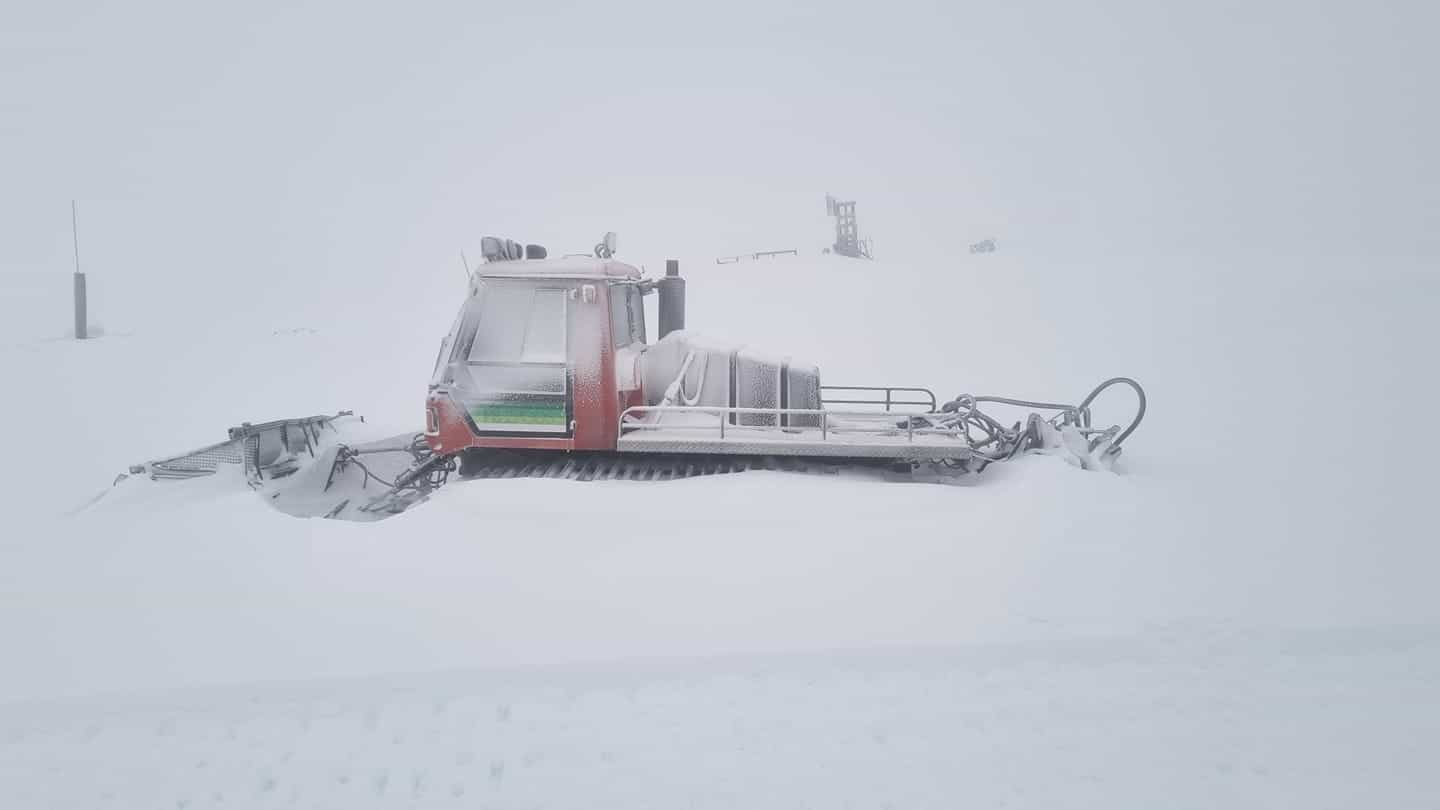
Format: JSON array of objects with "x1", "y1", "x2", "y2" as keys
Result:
[
  {"x1": 2, "y1": 250, "x2": 1437, "y2": 807},
  {"x1": 5, "y1": 626, "x2": 1438, "y2": 810}
]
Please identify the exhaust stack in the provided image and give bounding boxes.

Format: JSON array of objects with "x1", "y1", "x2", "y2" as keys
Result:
[{"x1": 658, "y1": 258, "x2": 685, "y2": 338}]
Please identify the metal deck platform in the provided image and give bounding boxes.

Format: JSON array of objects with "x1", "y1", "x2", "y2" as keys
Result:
[{"x1": 616, "y1": 405, "x2": 978, "y2": 461}]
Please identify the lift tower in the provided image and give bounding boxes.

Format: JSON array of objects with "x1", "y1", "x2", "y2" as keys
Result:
[{"x1": 825, "y1": 194, "x2": 873, "y2": 259}]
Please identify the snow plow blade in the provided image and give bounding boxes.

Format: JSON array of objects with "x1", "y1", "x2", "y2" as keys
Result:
[{"x1": 121, "y1": 412, "x2": 354, "y2": 483}]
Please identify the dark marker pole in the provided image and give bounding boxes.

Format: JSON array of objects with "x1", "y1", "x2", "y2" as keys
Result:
[{"x1": 72, "y1": 200, "x2": 88, "y2": 340}]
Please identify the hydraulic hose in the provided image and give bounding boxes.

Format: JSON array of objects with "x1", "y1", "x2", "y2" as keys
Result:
[
  {"x1": 1076, "y1": 377, "x2": 1146, "y2": 447},
  {"x1": 940, "y1": 376, "x2": 1148, "y2": 459}
]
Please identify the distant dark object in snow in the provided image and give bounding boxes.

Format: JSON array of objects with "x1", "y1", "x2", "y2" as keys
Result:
[
  {"x1": 969, "y1": 239, "x2": 997, "y2": 254},
  {"x1": 825, "y1": 194, "x2": 873, "y2": 259}
]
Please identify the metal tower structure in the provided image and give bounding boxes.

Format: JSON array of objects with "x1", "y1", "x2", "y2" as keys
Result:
[{"x1": 825, "y1": 193, "x2": 872, "y2": 259}]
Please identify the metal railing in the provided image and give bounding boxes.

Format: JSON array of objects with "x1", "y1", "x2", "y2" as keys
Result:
[
  {"x1": 619, "y1": 405, "x2": 954, "y2": 444},
  {"x1": 820, "y1": 386, "x2": 937, "y2": 413},
  {"x1": 715, "y1": 249, "x2": 799, "y2": 264}
]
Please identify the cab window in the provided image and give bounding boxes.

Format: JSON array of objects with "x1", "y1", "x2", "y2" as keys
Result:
[{"x1": 609, "y1": 284, "x2": 646, "y2": 348}]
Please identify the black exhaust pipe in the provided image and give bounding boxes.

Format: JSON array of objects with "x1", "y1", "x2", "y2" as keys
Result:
[{"x1": 658, "y1": 258, "x2": 686, "y2": 339}]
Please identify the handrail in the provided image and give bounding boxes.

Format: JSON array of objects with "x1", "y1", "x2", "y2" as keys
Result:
[
  {"x1": 820, "y1": 385, "x2": 937, "y2": 412},
  {"x1": 617, "y1": 377, "x2": 1146, "y2": 462},
  {"x1": 618, "y1": 405, "x2": 956, "y2": 445}
]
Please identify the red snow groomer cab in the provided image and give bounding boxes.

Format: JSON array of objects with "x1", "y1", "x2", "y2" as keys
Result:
[
  {"x1": 423, "y1": 240, "x2": 664, "y2": 460},
  {"x1": 420, "y1": 235, "x2": 1144, "y2": 484}
]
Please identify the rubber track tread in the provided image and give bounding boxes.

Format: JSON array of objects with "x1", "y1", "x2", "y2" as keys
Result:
[{"x1": 455, "y1": 450, "x2": 910, "y2": 482}]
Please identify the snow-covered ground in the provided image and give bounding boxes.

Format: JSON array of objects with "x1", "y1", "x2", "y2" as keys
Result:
[
  {"x1": 2, "y1": 249, "x2": 1438, "y2": 807},
  {"x1": 7, "y1": 628, "x2": 1438, "y2": 809}
]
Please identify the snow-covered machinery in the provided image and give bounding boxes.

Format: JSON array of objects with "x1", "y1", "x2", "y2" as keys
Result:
[
  {"x1": 112, "y1": 233, "x2": 1145, "y2": 520},
  {"x1": 327, "y1": 235, "x2": 1145, "y2": 515}
]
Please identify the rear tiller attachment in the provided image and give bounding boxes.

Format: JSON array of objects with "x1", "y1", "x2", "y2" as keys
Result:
[{"x1": 918, "y1": 377, "x2": 1147, "y2": 472}]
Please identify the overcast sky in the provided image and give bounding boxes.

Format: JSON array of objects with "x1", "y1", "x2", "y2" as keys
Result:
[{"x1": 2, "y1": 0, "x2": 1434, "y2": 334}]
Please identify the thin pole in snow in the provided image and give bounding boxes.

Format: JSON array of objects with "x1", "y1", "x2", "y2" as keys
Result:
[
  {"x1": 72, "y1": 200, "x2": 88, "y2": 340},
  {"x1": 460, "y1": 250, "x2": 471, "y2": 277}
]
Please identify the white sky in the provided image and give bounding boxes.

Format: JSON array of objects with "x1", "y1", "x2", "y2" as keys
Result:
[{"x1": 1, "y1": 0, "x2": 1435, "y2": 334}]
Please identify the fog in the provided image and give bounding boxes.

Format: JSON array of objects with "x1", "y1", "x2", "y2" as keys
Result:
[
  {"x1": 4, "y1": 7, "x2": 1440, "y2": 804},
  {"x1": 2, "y1": 0, "x2": 1435, "y2": 340}
]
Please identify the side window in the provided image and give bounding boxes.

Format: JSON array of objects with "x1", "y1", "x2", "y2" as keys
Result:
[
  {"x1": 432, "y1": 303, "x2": 469, "y2": 381},
  {"x1": 629, "y1": 285, "x2": 646, "y2": 345},
  {"x1": 609, "y1": 285, "x2": 628, "y2": 348},
  {"x1": 609, "y1": 284, "x2": 646, "y2": 348}
]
